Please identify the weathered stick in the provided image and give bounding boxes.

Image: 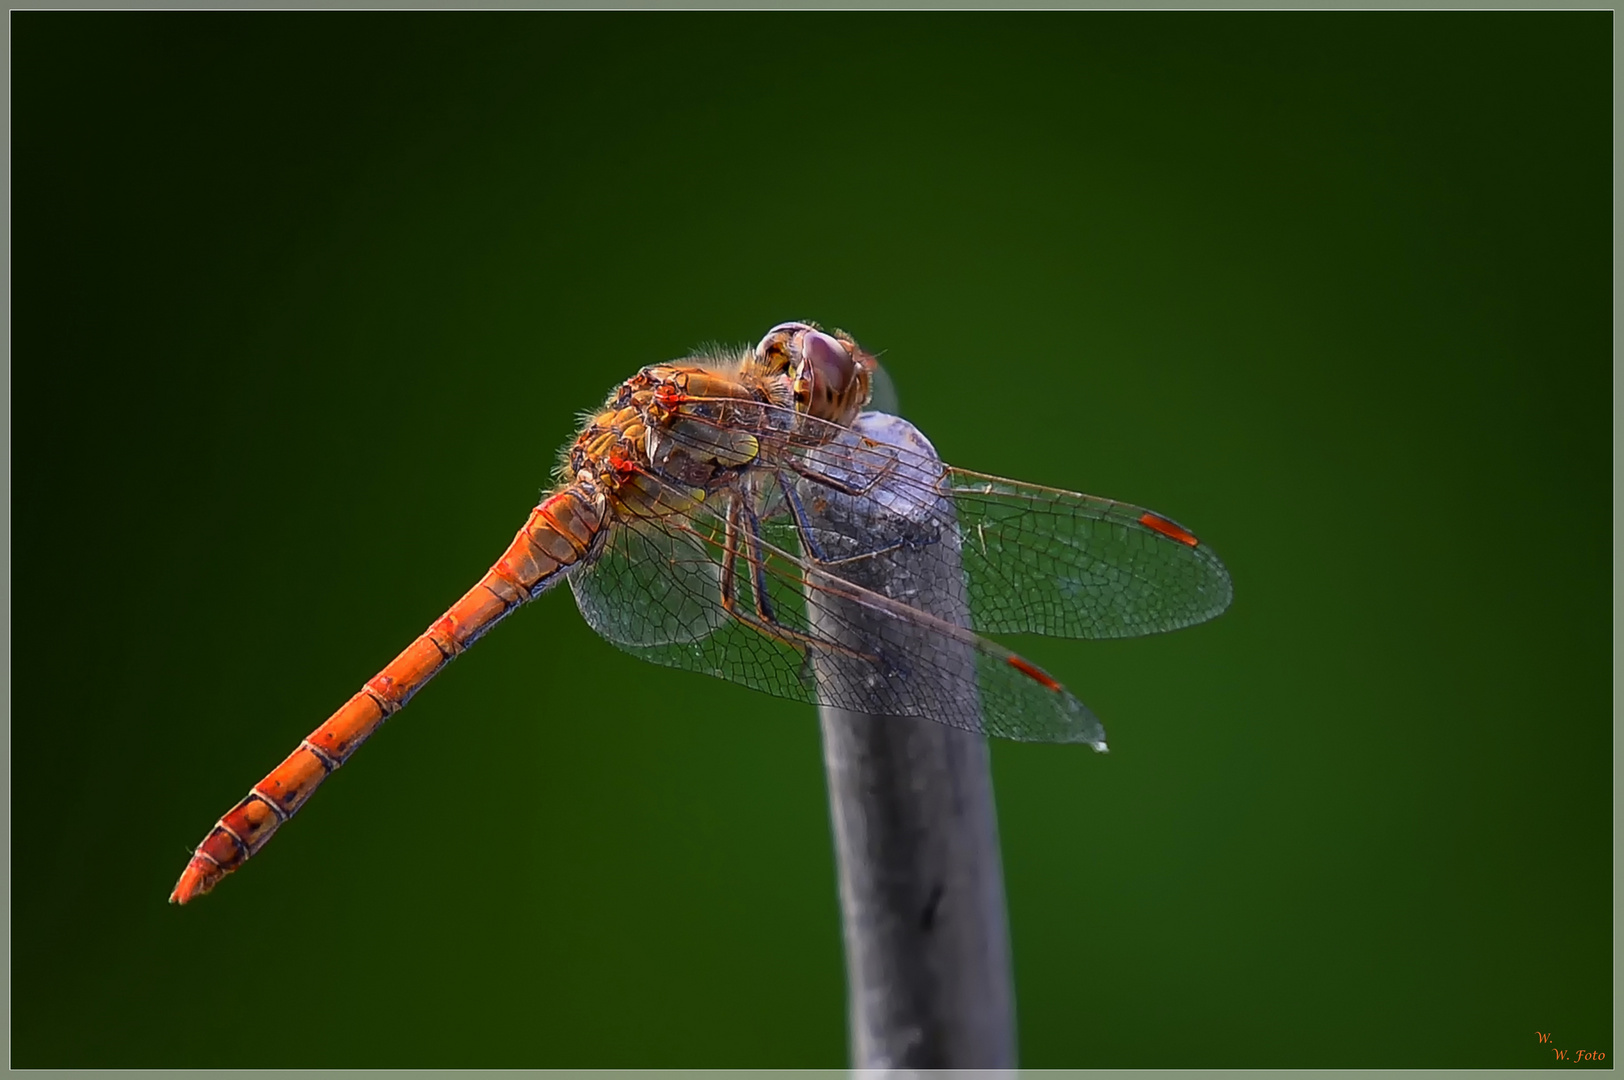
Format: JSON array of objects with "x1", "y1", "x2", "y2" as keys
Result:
[{"x1": 806, "y1": 411, "x2": 1017, "y2": 1069}]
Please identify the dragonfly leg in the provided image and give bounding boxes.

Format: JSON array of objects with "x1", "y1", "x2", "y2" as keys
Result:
[
  {"x1": 786, "y1": 454, "x2": 901, "y2": 499},
  {"x1": 738, "y1": 499, "x2": 778, "y2": 624},
  {"x1": 775, "y1": 470, "x2": 935, "y2": 568},
  {"x1": 718, "y1": 500, "x2": 741, "y2": 612},
  {"x1": 716, "y1": 495, "x2": 879, "y2": 664}
]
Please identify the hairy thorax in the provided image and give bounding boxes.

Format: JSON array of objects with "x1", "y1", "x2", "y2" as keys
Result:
[
  {"x1": 560, "y1": 358, "x2": 782, "y2": 519},
  {"x1": 560, "y1": 325, "x2": 877, "y2": 521}
]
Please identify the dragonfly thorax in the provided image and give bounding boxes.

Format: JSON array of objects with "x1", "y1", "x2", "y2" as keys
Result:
[
  {"x1": 559, "y1": 323, "x2": 877, "y2": 523},
  {"x1": 563, "y1": 362, "x2": 786, "y2": 519}
]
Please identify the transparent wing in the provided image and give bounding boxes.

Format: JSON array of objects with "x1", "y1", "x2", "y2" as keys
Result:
[
  {"x1": 945, "y1": 469, "x2": 1232, "y2": 638},
  {"x1": 655, "y1": 397, "x2": 1234, "y2": 641},
  {"x1": 572, "y1": 507, "x2": 830, "y2": 706},
  {"x1": 569, "y1": 517, "x2": 728, "y2": 647},
  {"x1": 568, "y1": 416, "x2": 1111, "y2": 746}
]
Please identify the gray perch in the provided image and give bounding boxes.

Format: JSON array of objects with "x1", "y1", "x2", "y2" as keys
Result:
[{"x1": 804, "y1": 409, "x2": 1016, "y2": 1069}]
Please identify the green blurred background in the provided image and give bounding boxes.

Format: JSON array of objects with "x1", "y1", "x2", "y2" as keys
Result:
[{"x1": 13, "y1": 12, "x2": 1610, "y2": 1068}]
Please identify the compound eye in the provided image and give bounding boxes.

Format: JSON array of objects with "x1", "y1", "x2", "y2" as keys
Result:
[
  {"x1": 754, "y1": 322, "x2": 815, "y2": 367},
  {"x1": 801, "y1": 329, "x2": 856, "y2": 397}
]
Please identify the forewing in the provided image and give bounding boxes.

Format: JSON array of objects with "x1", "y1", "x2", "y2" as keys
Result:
[
  {"x1": 570, "y1": 418, "x2": 1110, "y2": 745},
  {"x1": 946, "y1": 470, "x2": 1233, "y2": 638},
  {"x1": 790, "y1": 415, "x2": 1107, "y2": 746},
  {"x1": 655, "y1": 398, "x2": 1233, "y2": 640}
]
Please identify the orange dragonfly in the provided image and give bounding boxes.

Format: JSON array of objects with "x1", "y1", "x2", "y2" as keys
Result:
[{"x1": 170, "y1": 322, "x2": 1233, "y2": 904}]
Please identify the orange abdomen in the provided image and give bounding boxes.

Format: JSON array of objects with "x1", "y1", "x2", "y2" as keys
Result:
[{"x1": 169, "y1": 483, "x2": 605, "y2": 904}]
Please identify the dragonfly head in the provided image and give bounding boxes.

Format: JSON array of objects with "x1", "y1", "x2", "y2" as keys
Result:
[{"x1": 753, "y1": 321, "x2": 876, "y2": 426}]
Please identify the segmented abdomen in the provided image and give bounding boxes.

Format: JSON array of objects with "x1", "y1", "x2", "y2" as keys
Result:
[{"x1": 169, "y1": 483, "x2": 605, "y2": 903}]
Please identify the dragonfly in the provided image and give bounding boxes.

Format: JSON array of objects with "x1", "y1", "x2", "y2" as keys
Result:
[{"x1": 170, "y1": 322, "x2": 1233, "y2": 904}]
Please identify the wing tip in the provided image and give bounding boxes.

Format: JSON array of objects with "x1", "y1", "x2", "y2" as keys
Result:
[{"x1": 1138, "y1": 511, "x2": 1201, "y2": 547}]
